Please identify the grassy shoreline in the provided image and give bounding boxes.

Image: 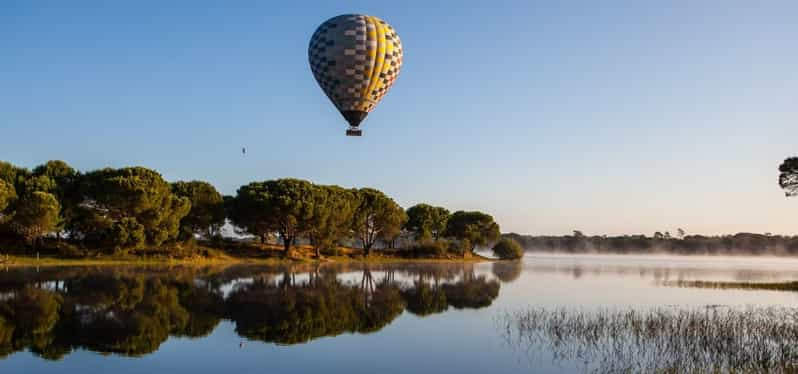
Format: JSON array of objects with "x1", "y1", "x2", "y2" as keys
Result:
[{"x1": 0, "y1": 252, "x2": 494, "y2": 267}]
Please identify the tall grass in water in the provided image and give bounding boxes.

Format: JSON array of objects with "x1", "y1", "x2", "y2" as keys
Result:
[{"x1": 498, "y1": 306, "x2": 798, "y2": 373}]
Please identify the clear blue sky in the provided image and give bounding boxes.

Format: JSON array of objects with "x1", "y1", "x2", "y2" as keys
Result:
[{"x1": 2, "y1": 1, "x2": 796, "y2": 235}]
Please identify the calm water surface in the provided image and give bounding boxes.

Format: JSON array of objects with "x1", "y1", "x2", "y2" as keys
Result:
[{"x1": 2, "y1": 254, "x2": 798, "y2": 373}]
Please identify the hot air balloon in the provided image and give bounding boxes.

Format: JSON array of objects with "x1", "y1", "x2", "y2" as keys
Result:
[{"x1": 309, "y1": 14, "x2": 403, "y2": 136}]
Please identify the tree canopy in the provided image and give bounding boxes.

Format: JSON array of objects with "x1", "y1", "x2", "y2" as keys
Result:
[
  {"x1": 11, "y1": 191, "x2": 60, "y2": 245},
  {"x1": 405, "y1": 203, "x2": 450, "y2": 241},
  {"x1": 78, "y1": 167, "x2": 190, "y2": 248},
  {"x1": 779, "y1": 157, "x2": 798, "y2": 197},
  {"x1": 445, "y1": 211, "x2": 500, "y2": 256},
  {"x1": 307, "y1": 185, "x2": 357, "y2": 257},
  {"x1": 229, "y1": 179, "x2": 317, "y2": 255},
  {"x1": 171, "y1": 181, "x2": 225, "y2": 239},
  {"x1": 0, "y1": 179, "x2": 15, "y2": 216},
  {"x1": 0, "y1": 159, "x2": 505, "y2": 259},
  {"x1": 492, "y1": 237, "x2": 524, "y2": 260},
  {"x1": 351, "y1": 188, "x2": 407, "y2": 255}
]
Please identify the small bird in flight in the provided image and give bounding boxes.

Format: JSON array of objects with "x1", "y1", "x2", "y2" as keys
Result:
[{"x1": 242, "y1": 147, "x2": 246, "y2": 155}]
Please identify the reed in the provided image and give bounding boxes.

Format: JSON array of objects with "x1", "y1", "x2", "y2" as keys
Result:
[{"x1": 497, "y1": 306, "x2": 798, "y2": 373}]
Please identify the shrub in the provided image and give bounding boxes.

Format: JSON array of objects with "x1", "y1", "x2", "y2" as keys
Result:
[
  {"x1": 492, "y1": 238, "x2": 524, "y2": 260},
  {"x1": 405, "y1": 241, "x2": 448, "y2": 257}
]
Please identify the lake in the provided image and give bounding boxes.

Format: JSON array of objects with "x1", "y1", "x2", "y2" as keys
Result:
[{"x1": 2, "y1": 254, "x2": 798, "y2": 373}]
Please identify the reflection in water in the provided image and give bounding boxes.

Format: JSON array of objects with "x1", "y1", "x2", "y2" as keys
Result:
[
  {"x1": 666, "y1": 279, "x2": 798, "y2": 292},
  {"x1": 498, "y1": 306, "x2": 798, "y2": 373},
  {"x1": 0, "y1": 264, "x2": 500, "y2": 360},
  {"x1": 520, "y1": 255, "x2": 798, "y2": 283},
  {"x1": 491, "y1": 261, "x2": 522, "y2": 283}
]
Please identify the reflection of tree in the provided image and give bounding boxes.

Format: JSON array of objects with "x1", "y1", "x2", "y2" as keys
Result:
[
  {"x1": 0, "y1": 263, "x2": 502, "y2": 359},
  {"x1": 175, "y1": 285, "x2": 224, "y2": 338},
  {"x1": 360, "y1": 278, "x2": 404, "y2": 333},
  {"x1": 442, "y1": 276, "x2": 500, "y2": 309},
  {"x1": 0, "y1": 287, "x2": 62, "y2": 359},
  {"x1": 0, "y1": 315, "x2": 14, "y2": 358},
  {"x1": 491, "y1": 261, "x2": 523, "y2": 283},
  {"x1": 402, "y1": 281, "x2": 447, "y2": 316},
  {"x1": 226, "y1": 270, "x2": 405, "y2": 344},
  {"x1": 73, "y1": 278, "x2": 190, "y2": 356}
]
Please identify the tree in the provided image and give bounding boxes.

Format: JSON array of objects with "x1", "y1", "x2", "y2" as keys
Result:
[
  {"x1": 229, "y1": 179, "x2": 316, "y2": 256},
  {"x1": 677, "y1": 228, "x2": 686, "y2": 239},
  {"x1": 171, "y1": 181, "x2": 225, "y2": 240},
  {"x1": 779, "y1": 157, "x2": 798, "y2": 196},
  {"x1": 445, "y1": 211, "x2": 500, "y2": 257},
  {"x1": 351, "y1": 188, "x2": 407, "y2": 256},
  {"x1": 32, "y1": 160, "x2": 80, "y2": 238},
  {"x1": 492, "y1": 238, "x2": 524, "y2": 260},
  {"x1": 0, "y1": 179, "x2": 15, "y2": 218},
  {"x1": 11, "y1": 191, "x2": 60, "y2": 247},
  {"x1": 227, "y1": 189, "x2": 271, "y2": 245},
  {"x1": 0, "y1": 161, "x2": 26, "y2": 190},
  {"x1": 405, "y1": 204, "x2": 450, "y2": 241},
  {"x1": 307, "y1": 185, "x2": 356, "y2": 257},
  {"x1": 77, "y1": 167, "x2": 190, "y2": 248}
]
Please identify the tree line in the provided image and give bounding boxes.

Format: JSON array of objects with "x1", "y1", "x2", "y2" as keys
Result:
[
  {"x1": 505, "y1": 232, "x2": 798, "y2": 256},
  {"x1": 502, "y1": 158, "x2": 798, "y2": 257},
  {"x1": 0, "y1": 160, "x2": 505, "y2": 258}
]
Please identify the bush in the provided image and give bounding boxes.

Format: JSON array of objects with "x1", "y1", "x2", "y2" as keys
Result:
[
  {"x1": 53, "y1": 242, "x2": 88, "y2": 258},
  {"x1": 405, "y1": 240, "x2": 448, "y2": 258},
  {"x1": 446, "y1": 239, "x2": 470, "y2": 256},
  {"x1": 492, "y1": 238, "x2": 524, "y2": 260}
]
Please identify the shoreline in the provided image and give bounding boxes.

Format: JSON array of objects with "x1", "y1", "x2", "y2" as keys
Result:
[{"x1": 0, "y1": 253, "x2": 495, "y2": 267}]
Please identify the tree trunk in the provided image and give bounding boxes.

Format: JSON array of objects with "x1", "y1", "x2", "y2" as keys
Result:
[
  {"x1": 364, "y1": 245, "x2": 371, "y2": 257},
  {"x1": 260, "y1": 234, "x2": 266, "y2": 244},
  {"x1": 282, "y1": 238, "x2": 291, "y2": 258}
]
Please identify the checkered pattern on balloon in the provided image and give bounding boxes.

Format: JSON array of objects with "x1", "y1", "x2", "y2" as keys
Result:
[{"x1": 309, "y1": 15, "x2": 403, "y2": 136}]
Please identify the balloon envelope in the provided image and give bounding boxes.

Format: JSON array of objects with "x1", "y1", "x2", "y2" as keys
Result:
[{"x1": 309, "y1": 14, "x2": 403, "y2": 136}]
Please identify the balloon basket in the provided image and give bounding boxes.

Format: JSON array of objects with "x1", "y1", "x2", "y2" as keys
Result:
[{"x1": 346, "y1": 128, "x2": 362, "y2": 136}]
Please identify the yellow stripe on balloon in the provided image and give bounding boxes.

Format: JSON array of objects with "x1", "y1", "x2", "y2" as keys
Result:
[{"x1": 365, "y1": 16, "x2": 387, "y2": 103}]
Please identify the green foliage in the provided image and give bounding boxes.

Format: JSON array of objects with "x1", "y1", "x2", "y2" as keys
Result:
[
  {"x1": 32, "y1": 160, "x2": 80, "y2": 234},
  {"x1": 492, "y1": 237, "x2": 524, "y2": 260},
  {"x1": 0, "y1": 179, "x2": 16, "y2": 216},
  {"x1": 405, "y1": 203, "x2": 450, "y2": 241},
  {"x1": 307, "y1": 185, "x2": 356, "y2": 257},
  {"x1": 0, "y1": 266, "x2": 500, "y2": 357},
  {"x1": 78, "y1": 167, "x2": 191, "y2": 248},
  {"x1": 11, "y1": 191, "x2": 61, "y2": 244},
  {"x1": 171, "y1": 181, "x2": 225, "y2": 239},
  {"x1": 442, "y1": 276, "x2": 500, "y2": 309},
  {"x1": 351, "y1": 188, "x2": 407, "y2": 255},
  {"x1": 0, "y1": 159, "x2": 506, "y2": 259},
  {"x1": 108, "y1": 217, "x2": 146, "y2": 252},
  {"x1": 0, "y1": 161, "x2": 27, "y2": 190},
  {"x1": 779, "y1": 157, "x2": 798, "y2": 196},
  {"x1": 3, "y1": 287, "x2": 62, "y2": 338},
  {"x1": 403, "y1": 282, "x2": 448, "y2": 316},
  {"x1": 445, "y1": 211, "x2": 500, "y2": 254},
  {"x1": 229, "y1": 179, "x2": 317, "y2": 254},
  {"x1": 405, "y1": 240, "x2": 449, "y2": 257}
]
